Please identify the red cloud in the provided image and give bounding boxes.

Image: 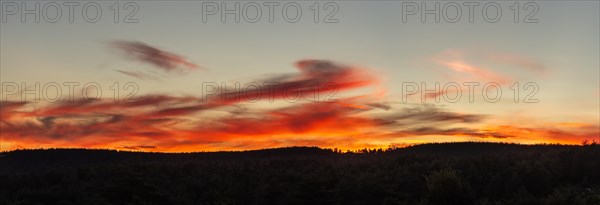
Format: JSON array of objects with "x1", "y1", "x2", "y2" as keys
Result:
[
  {"x1": 1, "y1": 58, "x2": 594, "y2": 152},
  {"x1": 151, "y1": 60, "x2": 379, "y2": 116}
]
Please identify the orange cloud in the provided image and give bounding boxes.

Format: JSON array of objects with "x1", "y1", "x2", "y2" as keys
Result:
[
  {"x1": 1, "y1": 94, "x2": 494, "y2": 152},
  {"x1": 481, "y1": 124, "x2": 600, "y2": 145},
  {"x1": 2, "y1": 97, "x2": 596, "y2": 151},
  {"x1": 0, "y1": 60, "x2": 385, "y2": 151},
  {"x1": 432, "y1": 49, "x2": 512, "y2": 84},
  {"x1": 1, "y1": 58, "x2": 595, "y2": 152}
]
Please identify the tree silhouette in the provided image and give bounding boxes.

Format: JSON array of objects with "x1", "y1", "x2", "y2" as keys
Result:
[{"x1": 0, "y1": 142, "x2": 599, "y2": 204}]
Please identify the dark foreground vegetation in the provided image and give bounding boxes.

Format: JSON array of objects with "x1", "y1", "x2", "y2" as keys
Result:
[{"x1": 1, "y1": 142, "x2": 599, "y2": 205}]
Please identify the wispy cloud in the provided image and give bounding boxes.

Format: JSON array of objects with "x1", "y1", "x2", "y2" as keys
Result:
[
  {"x1": 110, "y1": 41, "x2": 204, "y2": 80},
  {"x1": 1, "y1": 56, "x2": 592, "y2": 151},
  {"x1": 0, "y1": 91, "x2": 500, "y2": 152},
  {"x1": 151, "y1": 59, "x2": 380, "y2": 116},
  {"x1": 432, "y1": 49, "x2": 511, "y2": 83},
  {"x1": 115, "y1": 70, "x2": 161, "y2": 81},
  {"x1": 486, "y1": 52, "x2": 546, "y2": 74},
  {"x1": 2, "y1": 95, "x2": 596, "y2": 151},
  {"x1": 117, "y1": 145, "x2": 157, "y2": 150},
  {"x1": 390, "y1": 127, "x2": 514, "y2": 139},
  {"x1": 480, "y1": 124, "x2": 600, "y2": 144},
  {"x1": 421, "y1": 49, "x2": 548, "y2": 101},
  {"x1": 0, "y1": 58, "x2": 497, "y2": 151}
]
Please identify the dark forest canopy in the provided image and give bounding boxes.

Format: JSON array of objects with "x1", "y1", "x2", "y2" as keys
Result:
[{"x1": 1, "y1": 142, "x2": 599, "y2": 205}]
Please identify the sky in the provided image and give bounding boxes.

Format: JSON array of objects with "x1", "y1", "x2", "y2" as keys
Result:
[{"x1": 1, "y1": 1, "x2": 599, "y2": 152}]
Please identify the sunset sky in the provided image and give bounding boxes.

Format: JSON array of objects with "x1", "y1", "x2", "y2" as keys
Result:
[{"x1": 1, "y1": 1, "x2": 599, "y2": 152}]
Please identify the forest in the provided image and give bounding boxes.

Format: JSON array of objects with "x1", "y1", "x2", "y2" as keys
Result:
[{"x1": 0, "y1": 142, "x2": 599, "y2": 205}]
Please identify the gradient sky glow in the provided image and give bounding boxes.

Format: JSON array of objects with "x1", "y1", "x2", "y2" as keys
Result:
[{"x1": 1, "y1": 1, "x2": 599, "y2": 152}]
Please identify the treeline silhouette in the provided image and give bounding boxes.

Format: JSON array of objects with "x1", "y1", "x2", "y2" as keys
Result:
[{"x1": 1, "y1": 142, "x2": 599, "y2": 205}]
